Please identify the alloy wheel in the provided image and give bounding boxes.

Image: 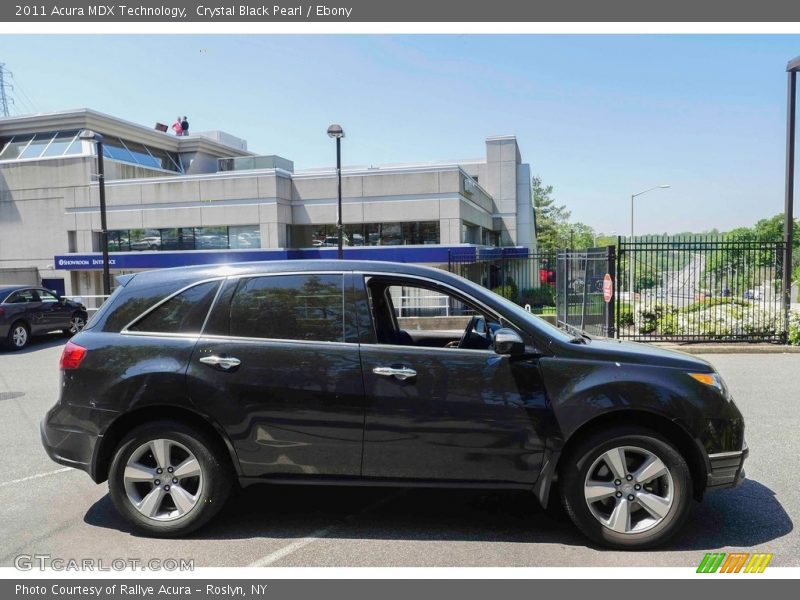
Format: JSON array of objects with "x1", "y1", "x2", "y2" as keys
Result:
[
  {"x1": 69, "y1": 315, "x2": 86, "y2": 334},
  {"x1": 12, "y1": 326, "x2": 27, "y2": 348},
  {"x1": 123, "y1": 438, "x2": 204, "y2": 521},
  {"x1": 583, "y1": 445, "x2": 674, "y2": 534}
]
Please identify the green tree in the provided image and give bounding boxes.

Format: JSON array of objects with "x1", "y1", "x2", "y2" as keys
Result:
[{"x1": 532, "y1": 175, "x2": 596, "y2": 250}]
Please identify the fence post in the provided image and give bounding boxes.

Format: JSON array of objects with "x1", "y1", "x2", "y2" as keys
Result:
[{"x1": 606, "y1": 244, "x2": 616, "y2": 338}]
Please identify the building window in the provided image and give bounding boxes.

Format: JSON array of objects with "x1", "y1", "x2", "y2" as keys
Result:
[
  {"x1": 106, "y1": 225, "x2": 261, "y2": 252},
  {"x1": 99, "y1": 135, "x2": 183, "y2": 173},
  {"x1": 0, "y1": 130, "x2": 83, "y2": 161},
  {"x1": 461, "y1": 222, "x2": 480, "y2": 244},
  {"x1": 288, "y1": 221, "x2": 440, "y2": 248}
]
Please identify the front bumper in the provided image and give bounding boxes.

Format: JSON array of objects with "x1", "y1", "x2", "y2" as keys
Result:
[{"x1": 706, "y1": 442, "x2": 748, "y2": 491}]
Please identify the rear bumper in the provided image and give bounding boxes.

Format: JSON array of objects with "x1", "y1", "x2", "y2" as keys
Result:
[
  {"x1": 706, "y1": 443, "x2": 748, "y2": 491},
  {"x1": 40, "y1": 404, "x2": 103, "y2": 480}
]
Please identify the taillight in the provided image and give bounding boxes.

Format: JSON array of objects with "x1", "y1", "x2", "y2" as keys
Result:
[
  {"x1": 0, "y1": 307, "x2": 4, "y2": 317},
  {"x1": 60, "y1": 341, "x2": 87, "y2": 370}
]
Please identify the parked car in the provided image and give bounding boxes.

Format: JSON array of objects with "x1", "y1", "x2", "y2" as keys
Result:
[
  {"x1": 41, "y1": 261, "x2": 747, "y2": 549},
  {"x1": 1, "y1": 285, "x2": 88, "y2": 350}
]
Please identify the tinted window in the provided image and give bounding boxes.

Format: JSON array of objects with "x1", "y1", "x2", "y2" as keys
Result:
[
  {"x1": 229, "y1": 274, "x2": 344, "y2": 342},
  {"x1": 127, "y1": 280, "x2": 220, "y2": 334},
  {"x1": 38, "y1": 290, "x2": 59, "y2": 303},
  {"x1": 7, "y1": 289, "x2": 39, "y2": 303}
]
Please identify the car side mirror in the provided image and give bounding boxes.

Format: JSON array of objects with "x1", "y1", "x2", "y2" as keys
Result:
[{"x1": 493, "y1": 328, "x2": 525, "y2": 356}]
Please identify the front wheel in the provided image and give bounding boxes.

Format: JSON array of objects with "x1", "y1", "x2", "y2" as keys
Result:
[
  {"x1": 108, "y1": 421, "x2": 233, "y2": 537},
  {"x1": 559, "y1": 427, "x2": 693, "y2": 550},
  {"x1": 63, "y1": 312, "x2": 87, "y2": 336}
]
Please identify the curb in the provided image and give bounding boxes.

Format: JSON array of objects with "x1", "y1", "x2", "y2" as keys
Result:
[{"x1": 652, "y1": 344, "x2": 800, "y2": 355}]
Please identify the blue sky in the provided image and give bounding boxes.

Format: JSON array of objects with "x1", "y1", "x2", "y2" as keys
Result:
[{"x1": 1, "y1": 34, "x2": 798, "y2": 235}]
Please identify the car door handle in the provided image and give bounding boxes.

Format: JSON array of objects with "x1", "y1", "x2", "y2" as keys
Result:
[
  {"x1": 372, "y1": 366, "x2": 417, "y2": 381},
  {"x1": 199, "y1": 355, "x2": 241, "y2": 370}
]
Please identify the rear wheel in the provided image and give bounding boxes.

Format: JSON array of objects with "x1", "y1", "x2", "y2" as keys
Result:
[
  {"x1": 5, "y1": 321, "x2": 30, "y2": 351},
  {"x1": 108, "y1": 421, "x2": 233, "y2": 537},
  {"x1": 559, "y1": 426, "x2": 693, "y2": 549}
]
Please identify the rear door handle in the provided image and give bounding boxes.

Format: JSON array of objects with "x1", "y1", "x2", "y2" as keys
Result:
[
  {"x1": 372, "y1": 366, "x2": 417, "y2": 381},
  {"x1": 199, "y1": 355, "x2": 241, "y2": 370}
]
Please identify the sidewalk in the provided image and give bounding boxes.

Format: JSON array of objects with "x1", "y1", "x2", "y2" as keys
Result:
[{"x1": 652, "y1": 343, "x2": 800, "y2": 354}]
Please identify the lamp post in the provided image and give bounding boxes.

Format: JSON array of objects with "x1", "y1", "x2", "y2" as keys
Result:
[
  {"x1": 629, "y1": 185, "x2": 670, "y2": 297},
  {"x1": 79, "y1": 130, "x2": 111, "y2": 296},
  {"x1": 784, "y1": 57, "x2": 799, "y2": 342},
  {"x1": 327, "y1": 124, "x2": 345, "y2": 260}
]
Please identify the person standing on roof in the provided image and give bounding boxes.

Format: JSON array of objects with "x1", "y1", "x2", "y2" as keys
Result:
[
  {"x1": 181, "y1": 116, "x2": 189, "y2": 136},
  {"x1": 172, "y1": 116, "x2": 183, "y2": 136}
]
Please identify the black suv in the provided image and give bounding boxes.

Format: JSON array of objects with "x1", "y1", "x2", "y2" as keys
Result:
[
  {"x1": 41, "y1": 261, "x2": 747, "y2": 549},
  {"x1": 1, "y1": 285, "x2": 88, "y2": 350}
]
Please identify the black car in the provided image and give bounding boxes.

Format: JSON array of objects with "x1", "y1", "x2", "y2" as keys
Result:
[
  {"x1": 40, "y1": 261, "x2": 747, "y2": 549},
  {"x1": 1, "y1": 285, "x2": 88, "y2": 350}
]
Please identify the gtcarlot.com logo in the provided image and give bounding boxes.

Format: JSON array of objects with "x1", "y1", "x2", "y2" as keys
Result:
[
  {"x1": 696, "y1": 552, "x2": 773, "y2": 573},
  {"x1": 14, "y1": 554, "x2": 194, "y2": 571}
]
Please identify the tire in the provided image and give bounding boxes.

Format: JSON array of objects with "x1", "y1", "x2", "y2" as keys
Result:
[
  {"x1": 108, "y1": 421, "x2": 233, "y2": 537},
  {"x1": 62, "y1": 311, "x2": 88, "y2": 336},
  {"x1": 559, "y1": 426, "x2": 693, "y2": 550},
  {"x1": 5, "y1": 321, "x2": 30, "y2": 351}
]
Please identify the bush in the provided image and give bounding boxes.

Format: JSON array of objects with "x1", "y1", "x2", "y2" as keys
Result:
[
  {"x1": 491, "y1": 285, "x2": 517, "y2": 301},
  {"x1": 617, "y1": 303, "x2": 635, "y2": 327},
  {"x1": 519, "y1": 286, "x2": 555, "y2": 307},
  {"x1": 789, "y1": 311, "x2": 800, "y2": 345}
]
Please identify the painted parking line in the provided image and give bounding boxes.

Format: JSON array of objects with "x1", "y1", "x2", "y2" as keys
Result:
[
  {"x1": 248, "y1": 489, "x2": 407, "y2": 567},
  {"x1": 0, "y1": 467, "x2": 70, "y2": 488}
]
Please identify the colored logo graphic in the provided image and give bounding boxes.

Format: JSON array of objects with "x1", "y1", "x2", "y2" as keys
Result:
[{"x1": 696, "y1": 552, "x2": 773, "y2": 573}]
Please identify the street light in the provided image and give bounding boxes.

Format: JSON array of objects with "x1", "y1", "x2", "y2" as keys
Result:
[
  {"x1": 784, "y1": 57, "x2": 799, "y2": 342},
  {"x1": 79, "y1": 129, "x2": 110, "y2": 296},
  {"x1": 327, "y1": 124, "x2": 345, "y2": 260},
  {"x1": 629, "y1": 185, "x2": 670, "y2": 296}
]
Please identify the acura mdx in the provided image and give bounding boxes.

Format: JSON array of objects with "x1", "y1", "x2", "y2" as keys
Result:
[{"x1": 41, "y1": 260, "x2": 747, "y2": 549}]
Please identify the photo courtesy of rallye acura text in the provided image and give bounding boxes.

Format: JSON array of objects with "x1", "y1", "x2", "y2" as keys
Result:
[{"x1": 41, "y1": 260, "x2": 747, "y2": 549}]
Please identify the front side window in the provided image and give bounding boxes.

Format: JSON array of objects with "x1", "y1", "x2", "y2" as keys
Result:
[
  {"x1": 229, "y1": 274, "x2": 344, "y2": 342},
  {"x1": 127, "y1": 280, "x2": 220, "y2": 334},
  {"x1": 38, "y1": 290, "x2": 59, "y2": 303}
]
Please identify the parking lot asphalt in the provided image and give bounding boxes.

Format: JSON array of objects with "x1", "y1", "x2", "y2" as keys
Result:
[{"x1": 0, "y1": 335, "x2": 797, "y2": 568}]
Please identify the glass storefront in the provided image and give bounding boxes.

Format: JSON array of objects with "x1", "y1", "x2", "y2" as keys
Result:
[
  {"x1": 108, "y1": 225, "x2": 261, "y2": 252},
  {"x1": 288, "y1": 221, "x2": 440, "y2": 248}
]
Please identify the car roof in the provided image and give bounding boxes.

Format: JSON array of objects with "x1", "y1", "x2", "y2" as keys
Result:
[
  {"x1": 0, "y1": 285, "x2": 35, "y2": 295},
  {"x1": 121, "y1": 260, "x2": 465, "y2": 288}
]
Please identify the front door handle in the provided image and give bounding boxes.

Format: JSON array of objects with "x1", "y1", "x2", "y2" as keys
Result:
[
  {"x1": 199, "y1": 355, "x2": 241, "y2": 370},
  {"x1": 372, "y1": 366, "x2": 417, "y2": 381}
]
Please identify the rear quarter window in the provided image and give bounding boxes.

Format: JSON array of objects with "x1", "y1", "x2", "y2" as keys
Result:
[{"x1": 126, "y1": 280, "x2": 221, "y2": 334}]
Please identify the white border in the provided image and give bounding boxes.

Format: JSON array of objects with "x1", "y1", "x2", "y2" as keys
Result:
[
  {"x1": 3, "y1": 22, "x2": 800, "y2": 34},
  {"x1": 1, "y1": 566, "x2": 799, "y2": 579}
]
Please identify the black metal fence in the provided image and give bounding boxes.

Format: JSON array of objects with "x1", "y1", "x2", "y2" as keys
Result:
[
  {"x1": 556, "y1": 247, "x2": 615, "y2": 337},
  {"x1": 616, "y1": 236, "x2": 787, "y2": 342},
  {"x1": 448, "y1": 249, "x2": 557, "y2": 312}
]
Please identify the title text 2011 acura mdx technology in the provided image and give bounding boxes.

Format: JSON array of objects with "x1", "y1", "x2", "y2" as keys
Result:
[{"x1": 41, "y1": 261, "x2": 747, "y2": 549}]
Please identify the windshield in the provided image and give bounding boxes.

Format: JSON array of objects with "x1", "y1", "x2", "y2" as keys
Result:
[{"x1": 489, "y1": 292, "x2": 576, "y2": 343}]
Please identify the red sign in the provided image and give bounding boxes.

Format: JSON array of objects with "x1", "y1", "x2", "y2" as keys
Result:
[{"x1": 603, "y1": 274, "x2": 613, "y2": 303}]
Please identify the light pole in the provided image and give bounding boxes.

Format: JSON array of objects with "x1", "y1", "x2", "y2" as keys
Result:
[
  {"x1": 79, "y1": 130, "x2": 111, "y2": 296},
  {"x1": 784, "y1": 57, "x2": 799, "y2": 342},
  {"x1": 629, "y1": 185, "x2": 670, "y2": 296},
  {"x1": 327, "y1": 124, "x2": 345, "y2": 260}
]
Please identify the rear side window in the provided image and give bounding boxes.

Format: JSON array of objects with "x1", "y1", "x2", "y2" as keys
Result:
[
  {"x1": 229, "y1": 274, "x2": 344, "y2": 342},
  {"x1": 127, "y1": 280, "x2": 220, "y2": 334}
]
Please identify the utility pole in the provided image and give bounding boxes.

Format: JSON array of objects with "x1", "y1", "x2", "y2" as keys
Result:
[{"x1": 0, "y1": 63, "x2": 14, "y2": 117}]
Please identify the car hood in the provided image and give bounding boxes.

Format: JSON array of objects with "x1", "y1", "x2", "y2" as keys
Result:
[{"x1": 553, "y1": 337, "x2": 713, "y2": 371}]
